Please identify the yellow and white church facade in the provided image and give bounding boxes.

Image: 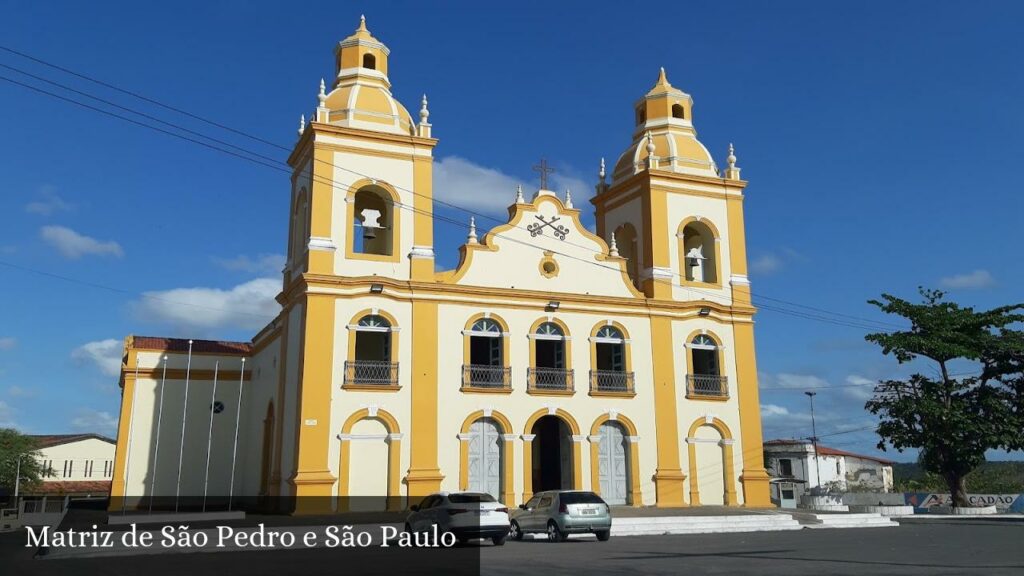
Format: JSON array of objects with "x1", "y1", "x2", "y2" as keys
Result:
[{"x1": 109, "y1": 17, "x2": 772, "y2": 514}]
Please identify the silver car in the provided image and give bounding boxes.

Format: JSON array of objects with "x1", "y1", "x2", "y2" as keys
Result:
[{"x1": 509, "y1": 490, "x2": 612, "y2": 542}]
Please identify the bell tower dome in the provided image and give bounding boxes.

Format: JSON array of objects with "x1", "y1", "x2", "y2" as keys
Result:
[{"x1": 319, "y1": 15, "x2": 416, "y2": 136}]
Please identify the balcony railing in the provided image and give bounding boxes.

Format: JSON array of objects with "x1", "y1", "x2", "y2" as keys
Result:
[
  {"x1": 462, "y1": 364, "x2": 512, "y2": 390},
  {"x1": 590, "y1": 370, "x2": 635, "y2": 394},
  {"x1": 344, "y1": 360, "x2": 399, "y2": 387},
  {"x1": 527, "y1": 367, "x2": 574, "y2": 392},
  {"x1": 687, "y1": 374, "x2": 728, "y2": 398}
]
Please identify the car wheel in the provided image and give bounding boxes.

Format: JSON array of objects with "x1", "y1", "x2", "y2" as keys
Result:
[
  {"x1": 547, "y1": 521, "x2": 566, "y2": 543},
  {"x1": 510, "y1": 521, "x2": 523, "y2": 541},
  {"x1": 595, "y1": 530, "x2": 610, "y2": 542},
  {"x1": 492, "y1": 535, "x2": 506, "y2": 546}
]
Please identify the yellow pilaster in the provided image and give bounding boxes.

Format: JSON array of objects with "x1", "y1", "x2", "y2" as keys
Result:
[
  {"x1": 502, "y1": 438, "x2": 516, "y2": 506},
  {"x1": 410, "y1": 154, "x2": 435, "y2": 280},
  {"x1": 642, "y1": 186, "x2": 673, "y2": 299},
  {"x1": 307, "y1": 146, "x2": 335, "y2": 276},
  {"x1": 572, "y1": 439, "x2": 583, "y2": 489},
  {"x1": 589, "y1": 440, "x2": 601, "y2": 497},
  {"x1": 458, "y1": 437, "x2": 469, "y2": 491},
  {"x1": 521, "y1": 435, "x2": 534, "y2": 503},
  {"x1": 290, "y1": 294, "x2": 337, "y2": 514},
  {"x1": 629, "y1": 439, "x2": 644, "y2": 506},
  {"x1": 734, "y1": 320, "x2": 772, "y2": 506},
  {"x1": 108, "y1": 340, "x2": 136, "y2": 512},
  {"x1": 723, "y1": 441, "x2": 739, "y2": 506},
  {"x1": 726, "y1": 194, "x2": 750, "y2": 305},
  {"x1": 405, "y1": 299, "x2": 443, "y2": 499},
  {"x1": 686, "y1": 441, "x2": 700, "y2": 505},
  {"x1": 387, "y1": 437, "x2": 402, "y2": 511},
  {"x1": 649, "y1": 316, "x2": 686, "y2": 506}
]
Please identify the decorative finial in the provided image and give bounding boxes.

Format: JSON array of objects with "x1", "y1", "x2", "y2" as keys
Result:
[
  {"x1": 564, "y1": 189, "x2": 574, "y2": 209},
  {"x1": 609, "y1": 232, "x2": 619, "y2": 257},
  {"x1": 420, "y1": 94, "x2": 430, "y2": 124},
  {"x1": 656, "y1": 67, "x2": 670, "y2": 87},
  {"x1": 598, "y1": 157, "x2": 606, "y2": 183},
  {"x1": 358, "y1": 14, "x2": 367, "y2": 31},
  {"x1": 467, "y1": 217, "x2": 478, "y2": 244},
  {"x1": 515, "y1": 184, "x2": 524, "y2": 203},
  {"x1": 727, "y1": 143, "x2": 737, "y2": 168},
  {"x1": 298, "y1": 114, "x2": 305, "y2": 136},
  {"x1": 318, "y1": 78, "x2": 327, "y2": 104}
]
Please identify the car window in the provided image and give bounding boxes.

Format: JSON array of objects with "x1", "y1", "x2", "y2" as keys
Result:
[
  {"x1": 538, "y1": 496, "x2": 552, "y2": 508},
  {"x1": 449, "y1": 493, "x2": 496, "y2": 504},
  {"x1": 524, "y1": 496, "x2": 540, "y2": 509},
  {"x1": 559, "y1": 492, "x2": 605, "y2": 505},
  {"x1": 419, "y1": 495, "x2": 438, "y2": 509}
]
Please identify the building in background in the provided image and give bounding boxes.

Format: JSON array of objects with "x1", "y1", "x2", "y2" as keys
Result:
[
  {"x1": 17, "y1": 434, "x2": 115, "y2": 508},
  {"x1": 108, "y1": 16, "x2": 773, "y2": 514},
  {"x1": 764, "y1": 439, "x2": 894, "y2": 507}
]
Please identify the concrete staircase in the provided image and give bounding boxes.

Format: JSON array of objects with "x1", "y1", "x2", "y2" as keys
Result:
[
  {"x1": 804, "y1": 512, "x2": 899, "y2": 529},
  {"x1": 610, "y1": 513, "x2": 803, "y2": 536}
]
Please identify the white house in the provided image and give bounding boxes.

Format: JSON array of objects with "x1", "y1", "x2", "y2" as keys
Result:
[
  {"x1": 28, "y1": 433, "x2": 116, "y2": 498},
  {"x1": 764, "y1": 439, "x2": 894, "y2": 508}
]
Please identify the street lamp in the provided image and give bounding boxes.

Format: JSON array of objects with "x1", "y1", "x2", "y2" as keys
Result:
[{"x1": 805, "y1": 391, "x2": 823, "y2": 494}]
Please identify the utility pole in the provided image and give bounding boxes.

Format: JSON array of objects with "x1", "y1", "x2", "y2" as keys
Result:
[
  {"x1": 13, "y1": 455, "x2": 22, "y2": 500},
  {"x1": 805, "y1": 391, "x2": 823, "y2": 494}
]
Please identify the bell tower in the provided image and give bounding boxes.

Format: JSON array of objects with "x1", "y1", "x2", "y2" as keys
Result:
[{"x1": 284, "y1": 15, "x2": 437, "y2": 286}]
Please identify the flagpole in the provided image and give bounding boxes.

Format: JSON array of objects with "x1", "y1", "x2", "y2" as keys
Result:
[
  {"x1": 202, "y1": 361, "x2": 219, "y2": 513},
  {"x1": 175, "y1": 340, "x2": 194, "y2": 513},
  {"x1": 228, "y1": 357, "x2": 245, "y2": 511},
  {"x1": 122, "y1": 359, "x2": 141, "y2": 513},
  {"x1": 148, "y1": 355, "x2": 168, "y2": 513}
]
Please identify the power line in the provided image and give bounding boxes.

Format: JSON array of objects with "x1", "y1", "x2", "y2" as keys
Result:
[{"x1": 0, "y1": 48, "x2": 905, "y2": 332}]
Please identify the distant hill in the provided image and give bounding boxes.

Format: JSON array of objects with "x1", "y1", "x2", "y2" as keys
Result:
[{"x1": 893, "y1": 461, "x2": 1024, "y2": 493}]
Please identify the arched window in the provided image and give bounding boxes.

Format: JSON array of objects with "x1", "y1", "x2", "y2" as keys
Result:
[
  {"x1": 290, "y1": 190, "x2": 308, "y2": 262},
  {"x1": 351, "y1": 186, "x2": 395, "y2": 257},
  {"x1": 530, "y1": 322, "x2": 572, "y2": 392},
  {"x1": 672, "y1": 103, "x2": 686, "y2": 119},
  {"x1": 681, "y1": 221, "x2": 719, "y2": 284},
  {"x1": 688, "y1": 334, "x2": 727, "y2": 399},
  {"x1": 613, "y1": 223, "x2": 640, "y2": 289},
  {"x1": 362, "y1": 53, "x2": 376, "y2": 70},
  {"x1": 635, "y1": 107, "x2": 646, "y2": 126},
  {"x1": 463, "y1": 318, "x2": 509, "y2": 389},
  {"x1": 591, "y1": 325, "x2": 634, "y2": 393},
  {"x1": 346, "y1": 314, "x2": 397, "y2": 386}
]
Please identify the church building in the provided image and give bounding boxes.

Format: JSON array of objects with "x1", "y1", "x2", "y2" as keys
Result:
[{"x1": 108, "y1": 17, "x2": 772, "y2": 514}]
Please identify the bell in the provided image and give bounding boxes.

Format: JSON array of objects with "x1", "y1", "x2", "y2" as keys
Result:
[{"x1": 363, "y1": 226, "x2": 377, "y2": 240}]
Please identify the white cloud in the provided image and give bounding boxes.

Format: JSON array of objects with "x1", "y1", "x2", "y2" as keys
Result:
[
  {"x1": 760, "y1": 372, "x2": 830, "y2": 390},
  {"x1": 25, "y1": 186, "x2": 73, "y2": 216},
  {"x1": 70, "y1": 408, "x2": 118, "y2": 435},
  {"x1": 434, "y1": 156, "x2": 521, "y2": 213},
  {"x1": 761, "y1": 404, "x2": 792, "y2": 419},
  {"x1": 40, "y1": 225, "x2": 124, "y2": 259},
  {"x1": 844, "y1": 375, "x2": 877, "y2": 401},
  {"x1": 940, "y1": 269, "x2": 995, "y2": 290},
  {"x1": 0, "y1": 337, "x2": 15, "y2": 350},
  {"x1": 0, "y1": 401, "x2": 17, "y2": 428},
  {"x1": 71, "y1": 339, "x2": 123, "y2": 377},
  {"x1": 212, "y1": 253, "x2": 286, "y2": 275},
  {"x1": 132, "y1": 278, "x2": 280, "y2": 332},
  {"x1": 750, "y1": 254, "x2": 782, "y2": 275},
  {"x1": 6, "y1": 386, "x2": 35, "y2": 399}
]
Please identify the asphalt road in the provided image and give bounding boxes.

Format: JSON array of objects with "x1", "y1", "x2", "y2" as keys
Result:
[{"x1": 1, "y1": 518, "x2": 1021, "y2": 576}]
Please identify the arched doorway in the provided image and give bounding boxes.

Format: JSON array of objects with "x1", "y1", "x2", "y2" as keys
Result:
[
  {"x1": 597, "y1": 421, "x2": 630, "y2": 505},
  {"x1": 531, "y1": 415, "x2": 573, "y2": 492},
  {"x1": 467, "y1": 418, "x2": 503, "y2": 499},
  {"x1": 693, "y1": 425, "x2": 725, "y2": 506},
  {"x1": 347, "y1": 418, "x2": 390, "y2": 511}
]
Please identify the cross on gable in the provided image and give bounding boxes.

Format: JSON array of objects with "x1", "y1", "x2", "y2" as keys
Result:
[{"x1": 532, "y1": 158, "x2": 555, "y2": 190}]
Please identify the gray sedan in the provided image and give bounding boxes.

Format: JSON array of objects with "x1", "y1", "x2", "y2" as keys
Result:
[{"x1": 509, "y1": 490, "x2": 612, "y2": 542}]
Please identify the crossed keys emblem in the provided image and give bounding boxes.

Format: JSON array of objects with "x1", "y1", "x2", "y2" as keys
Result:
[{"x1": 528, "y1": 215, "x2": 570, "y2": 240}]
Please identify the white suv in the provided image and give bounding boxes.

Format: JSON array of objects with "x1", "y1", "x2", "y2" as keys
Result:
[{"x1": 405, "y1": 492, "x2": 511, "y2": 545}]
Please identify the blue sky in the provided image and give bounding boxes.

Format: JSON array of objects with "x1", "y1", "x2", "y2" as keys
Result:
[{"x1": 1, "y1": 1, "x2": 1021, "y2": 462}]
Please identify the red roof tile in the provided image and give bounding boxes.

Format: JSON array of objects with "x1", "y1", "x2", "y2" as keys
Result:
[
  {"x1": 28, "y1": 481, "x2": 111, "y2": 495},
  {"x1": 29, "y1": 434, "x2": 116, "y2": 448},
  {"x1": 132, "y1": 336, "x2": 253, "y2": 355}
]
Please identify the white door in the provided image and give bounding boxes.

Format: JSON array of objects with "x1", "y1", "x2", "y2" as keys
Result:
[
  {"x1": 468, "y1": 418, "x2": 502, "y2": 500},
  {"x1": 598, "y1": 422, "x2": 629, "y2": 505}
]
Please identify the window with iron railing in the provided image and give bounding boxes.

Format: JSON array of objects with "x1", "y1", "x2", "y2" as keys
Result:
[
  {"x1": 462, "y1": 365, "x2": 512, "y2": 390},
  {"x1": 686, "y1": 374, "x2": 728, "y2": 398},
  {"x1": 344, "y1": 360, "x2": 399, "y2": 386},
  {"x1": 527, "y1": 367, "x2": 574, "y2": 392},
  {"x1": 590, "y1": 370, "x2": 635, "y2": 393}
]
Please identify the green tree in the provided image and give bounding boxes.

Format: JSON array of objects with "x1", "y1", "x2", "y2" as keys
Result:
[
  {"x1": 0, "y1": 428, "x2": 49, "y2": 495},
  {"x1": 864, "y1": 289, "x2": 1024, "y2": 507}
]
